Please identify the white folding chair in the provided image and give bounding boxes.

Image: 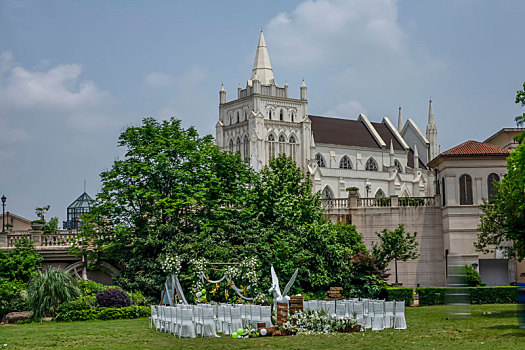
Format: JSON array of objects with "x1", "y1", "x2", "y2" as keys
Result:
[
  {"x1": 336, "y1": 302, "x2": 346, "y2": 319},
  {"x1": 353, "y1": 302, "x2": 365, "y2": 327},
  {"x1": 217, "y1": 306, "x2": 226, "y2": 334},
  {"x1": 260, "y1": 306, "x2": 273, "y2": 327},
  {"x1": 250, "y1": 305, "x2": 261, "y2": 328},
  {"x1": 230, "y1": 307, "x2": 243, "y2": 333},
  {"x1": 201, "y1": 307, "x2": 220, "y2": 337},
  {"x1": 371, "y1": 302, "x2": 385, "y2": 331},
  {"x1": 384, "y1": 301, "x2": 395, "y2": 328},
  {"x1": 394, "y1": 301, "x2": 407, "y2": 329},
  {"x1": 149, "y1": 305, "x2": 159, "y2": 330},
  {"x1": 178, "y1": 308, "x2": 196, "y2": 338}
]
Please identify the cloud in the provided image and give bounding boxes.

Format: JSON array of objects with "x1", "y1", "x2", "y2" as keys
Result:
[
  {"x1": 324, "y1": 100, "x2": 366, "y2": 118},
  {"x1": 0, "y1": 51, "x2": 116, "y2": 131},
  {"x1": 145, "y1": 72, "x2": 174, "y2": 88},
  {"x1": 0, "y1": 117, "x2": 29, "y2": 144}
]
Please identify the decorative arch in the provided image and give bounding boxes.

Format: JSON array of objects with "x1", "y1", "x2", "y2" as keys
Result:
[
  {"x1": 366, "y1": 157, "x2": 378, "y2": 171},
  {"x1": 280, "y1": 109, "x2": 284, "y2": 121},
  {"x1": 228, "y1": 139, "x2": 234, "y2": 152},
  {"x1": 267, "y1": 133, "x2": 276, "y2": 160},
  {"x1": 401, "y1": 189, "x2": 410, "y2": 197},
  {"x1": 269, "y1": 110, "x2": 272, "y2": 120},
  {"x1": 291, "y1": 112, "x2": 295, "y2": 122},
  {"x1": 236, "y1": 111, "x2": 240, "y2": 123},
  {"x1": 321, "y1": 186, "x2": 334, "y2": 199},
  {"x1": 339, "y1": 155, "x2": 352, "y2": 169},
  {"x1": 459, "y1": 174, "x2": 473, "y2": 205},
  {"x1": 394, "y1": 159, "x2": 403, "y2": 173},
  {"x1": 487, "y1": 173, "x2": 500, "y2": 200},
  {"x1": 235, "y1": 137, "x2": 241, "y2": 153},
  {"x1": 315, "y1": 153, "x2": 326, "y2": 167},
  {"x1": 374, "y1": 189, "x2": 386, "y2": 198}
]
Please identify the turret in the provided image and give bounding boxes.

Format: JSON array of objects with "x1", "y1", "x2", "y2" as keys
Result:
[
  {"x1": 426, "y1": 99, "x2": 438, "y2": 161},
  {"x1": 219, "y1": 84, "x2": 226, "y2": 105},
  {"x1": 389, "y1": 139, "x2": 395, "y2": 166},
  {"x1": 413, "y1": 144, "x2": 419, "y2": 169},
  {"x1": 398, "y1": 106, "x2": 403, "y2": 131},
  {"x1": 300, "y1": 80, "x2": 307, "y2": 100}
]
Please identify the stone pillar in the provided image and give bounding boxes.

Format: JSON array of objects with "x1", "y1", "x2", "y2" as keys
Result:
[
  {"x1": 30, "y1": 229, "x2": 42, "y2": 246},
  {"x1": 348, "y1": 193, "x2": 358, "y2": 208},
  {"x1": 391, "y1": 195, "x2": 399, "y2": 207},
  {"x1": 0, "y1": 233, "x2": 6, "y2": 248}
]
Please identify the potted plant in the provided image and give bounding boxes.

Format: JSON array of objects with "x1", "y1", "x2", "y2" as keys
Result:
[
  {"x1": 346, "y1": 186, "x2": 359, "y2": 196},
  {"x1": 31, "y1": 220, "x2": 45, "y2": 231}
]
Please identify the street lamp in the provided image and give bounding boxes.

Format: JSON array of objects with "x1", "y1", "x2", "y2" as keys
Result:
[{"x1": 1, "y1": 195, "x2": 6, "y2": 233}]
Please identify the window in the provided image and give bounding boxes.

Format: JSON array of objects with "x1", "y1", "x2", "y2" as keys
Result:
[
  {"x1": 321, "y1": 186, "x2": 334, "y2": 199},
  {"x1": 269, "y1": 110, "x2": 272, "y2": 120},
  {"x1": 315, "y1": 153, "x2": 326, "y2": 167},
  {"x1": 278, "y1": 134, "x2": 286, "y2": 154},
  {"x1": 291, "y1": 113, "x2": 295, "y2": 122},
  {"x1": 366, "y1": 158, "x2": 378, "y2": 171},
  {"x1": 244, "y1": 110, "x2": 247, "y2": 120},
  {"x1": 268, "y1": 133, "x2": 275, "y2": 160},
  {"x1": 339, "y1": 156, "x2": 352, "y2": 169},
  {"x1": 459, "y1": 174, "x2": 473, "y2": 205},
  {"x1": 228, "y1": 139, "x2": 234, "y2": 152},
  {"x1": 235, "y1": 137, "x2": 241, "y2": 153},
  {"x1": 236, "y1": 112, "x2": 240, "y2": 123},
  {"x1": 280, "y1": 109, "x2": 283, "y2": 121},
  {"x1": 375, "y1": 189, "x2": 385, "y2": 198},
  {"x1": 394, "y1": 160, "x2": 403, "y2": 173},
  {"x1": 243, "y1": 135, "x2": 249, "y2": 159},
  {"x1": 289, "y1": 135, "x2": 297, "y2": 162},
  {"x1": 487, "y1": 173, "x2": 500, "y2": 200}
]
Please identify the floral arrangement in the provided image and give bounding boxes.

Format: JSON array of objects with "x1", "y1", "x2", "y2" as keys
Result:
[
  {"x1": 160, "y1": 253, "x2": 182, "y2": 275},
  {"x1": 281, "y1": 309, "x2": 359, "y2": 334}
]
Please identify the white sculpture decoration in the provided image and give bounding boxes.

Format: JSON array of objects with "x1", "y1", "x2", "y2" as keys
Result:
[{"x1": 268, "y1": 266, "x2": 298, "y2": 308}]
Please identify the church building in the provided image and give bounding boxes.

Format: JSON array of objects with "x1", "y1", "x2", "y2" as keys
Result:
[{"x1": 216, "y1": 33, "x2": 438, "y2": 199}]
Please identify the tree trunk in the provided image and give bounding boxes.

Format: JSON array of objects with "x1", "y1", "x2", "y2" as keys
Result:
[{"x1": 395, "y1": 258, "x2": 398, "y2": 284}]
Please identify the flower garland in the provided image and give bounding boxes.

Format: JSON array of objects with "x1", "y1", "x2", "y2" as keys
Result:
[
  {"x1": 281, "y1": 309, "x2": 359, "y2": 334},
  {"x1": 160, "y1": 253, "x2": 182, "y2": 275}
]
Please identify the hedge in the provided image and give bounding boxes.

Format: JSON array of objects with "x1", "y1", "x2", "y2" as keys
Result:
[
  {"x1": 417, "y1": 286, "x2": 517, "y2": 306},
  {"x1": 55, "y1": 305, "x2": 149, "y2": 322},
  {"x1": 379, "y1": 287, "x2": 414, "y2": 305}
]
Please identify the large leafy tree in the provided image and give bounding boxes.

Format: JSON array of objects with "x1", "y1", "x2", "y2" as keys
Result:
[
  {"x1": 372, "y1": 224, "x2": 419, "y2": 284},
  {"x1": 515, "y1": 82, "x2": 525, "y2": 143}
]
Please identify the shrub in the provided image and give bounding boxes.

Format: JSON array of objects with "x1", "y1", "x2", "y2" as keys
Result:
[
  {"x1": 465, "y1": 265, "x2": 482, "y2": 287},
  {"x1": 27, "y1": 267, "x2": 81, "y2": 320},
  {"x1": 56, "y1": 295, "x2": 98, "y2": 314},
  {"x1": 417, "y1": 286, "x2": 517, "y2": 306},
  {"x1": 379, "y1": 287, "x2": 414, "y2": 305},
  {"x1": 127, "y1": 290, "x2": 153, "y2": 306},
  {"x1": 96, "y1": 288, "x2": 131, "y2": 308},
  {"x1": 77, "y1": 280, "x2": 120, "y2": 297},
  {"x1": 0, "y1": 278, "x2": 27, "y2": 318},
  {"x1": 55, "y1": 305, "x2": 150, "y2": 322},
  {"x1": 0, "y1": 237, "x2": 42, "y2": 283}
]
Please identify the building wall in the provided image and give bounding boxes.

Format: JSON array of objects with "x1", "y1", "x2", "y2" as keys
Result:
[{"x1": 325, "y1": 202, "x2": 445, "y2": 287}]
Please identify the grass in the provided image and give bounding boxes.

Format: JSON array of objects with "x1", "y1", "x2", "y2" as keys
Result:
[{"x1": 0, "y1": 304, "x2": 523, "y2": 349}]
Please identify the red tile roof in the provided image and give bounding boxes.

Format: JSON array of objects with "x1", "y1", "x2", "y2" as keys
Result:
[{"x1": 441, "y1": 140, "x2": 510, "y2": 156}]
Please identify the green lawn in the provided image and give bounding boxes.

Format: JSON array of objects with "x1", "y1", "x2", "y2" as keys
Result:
[{"x1": 0, "y1": 304, "x2": 523, "y2": 349}]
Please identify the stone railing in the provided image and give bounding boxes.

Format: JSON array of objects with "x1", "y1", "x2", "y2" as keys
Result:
[
  {"x1": 2, "y1": 229, "x2": 78, "y2": 249},
  {"x1": 322, "y1": 195, "x2": 438, "y2": 209}
]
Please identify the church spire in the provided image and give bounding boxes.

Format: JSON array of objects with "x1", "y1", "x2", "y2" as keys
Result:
[
  {"x1": 251, "y1": 32, "x2": 275, "y2": 85},
  {"x1": 428, "y1": 99, "x2": 434, "y2": 124},
  {"x1": 398, "y1": 106, "x2": 403, "y2": 131},
  {"x1": 426, "y1": 99, "x2": 438, "y2": 161}
]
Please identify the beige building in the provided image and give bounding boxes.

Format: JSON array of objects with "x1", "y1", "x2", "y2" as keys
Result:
[{"x1": 1, "y1": 212, "x2": 32, "y2": 232}]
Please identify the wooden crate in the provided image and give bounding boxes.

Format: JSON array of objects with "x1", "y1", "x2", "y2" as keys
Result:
[{"x1": 276, "y1": 302, "x2": 288, "y2": 326}]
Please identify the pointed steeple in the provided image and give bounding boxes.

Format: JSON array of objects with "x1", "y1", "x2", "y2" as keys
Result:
[
  {"x1": 428, "y1": 99, "x2": 434, "y2": 124},
  {"x1": 219, "y1": 84, "x2": 226, "y2": 104},
  {"x1": 390, "y1": 139, "x2": 395, "y2": 155},
  {"x1": 398, "y1": 106, "x2": 403, "y2": 131},
  {"x1": 300, "y1": 79, "x2": 307, "y2": 100},
  {"x1": 413, "y1": 144, "x2": 419, "y2": 169},
  {"x1": 251, "y1": 32, "x2": 275, "y2": 85}
]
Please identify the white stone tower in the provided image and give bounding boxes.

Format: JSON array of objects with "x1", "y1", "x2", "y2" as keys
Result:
[
  {"x1": 426, "y1": 100, "x2": 438, "y2": 161},
  {"x1": 216, "y1": 32, "x2": 311, "y2": 171}
]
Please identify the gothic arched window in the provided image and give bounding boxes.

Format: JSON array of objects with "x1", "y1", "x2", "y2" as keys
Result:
[
  {"x1": 366, "y1": 158, "x2": 378, "y2": 171},
  {"x1": 289, "y1": 135, "x2": 297, "y2": 162},
  {"x1": 291, "y1": 113, "x2": 295, "y2": 122},
  {"x1": 243, "y1": 135, "x2": 249, "y2": 159},
  {"x1": 236, "y1": 112, "x2": 240, "y2": 123},
  {"x1": 268, "y1": 133, "x2": 276, "y2": 160},
  {"x1": 487, "y1": 173, "x2": 500, "y2": 200},
  {"x1": 244, "y1": 110, "x2": 247, "y2": 120},
  {"x1": 375, "y1": 189, "x2": 386, "y2": 198},
  {"x1": 235, "y1": 137, "x2": 241, "y2": 153},
  {"x1": 339, "y1": 156, "x2": 352, "y2": 169},
  {"x1": 394, "y1": 159, "x2": 403, "y2": 173},
  {"x1": 459, "y1": 174, "x2": 473, "y2": 205},
  {"x1": 278, "y1": 134, "x2": 286, "y2": 154},
  {"x1": 315, "y1": 153, "x2": 326, "y2": 167},
  {"x1": 269, "y1": 110, "x2": 272, "y2": 120},
  {"x1": 321, "y1": 186, "x2": 334, "y2": 199},
  {"x1": 228, "y1": 139, "x2": 234, "y2": 152},
  {"x1": 280, "y1": 109, "x2": 284, "y2": 121}
]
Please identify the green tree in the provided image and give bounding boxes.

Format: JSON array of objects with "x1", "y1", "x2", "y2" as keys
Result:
[
  {"x1": 515, "y1": 82, "x2": 525, "y2": 143},
  {"x1": 0, "y1": 237, "x2": 42, "y2": 282},
  {"x1": 477, "y1": 143, "x2": 525, "y2": 260},
  {"x1": 372, "y1": 224, "x2": 420, "y2": 284}
]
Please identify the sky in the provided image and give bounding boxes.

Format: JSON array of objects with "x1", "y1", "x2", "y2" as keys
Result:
[{"x1": 0, "y1": 0, "x2": 524, "y2": 222}]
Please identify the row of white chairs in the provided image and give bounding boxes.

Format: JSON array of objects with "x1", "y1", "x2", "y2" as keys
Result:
[
  {"x1": 303, "y1": 299, "x2": 407, "y2": 330},
  {"x1": 150, "y1": 304, "x2": 273, "y2": 338}
]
